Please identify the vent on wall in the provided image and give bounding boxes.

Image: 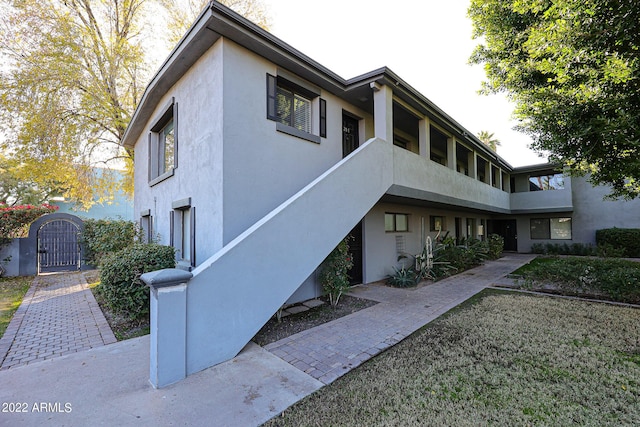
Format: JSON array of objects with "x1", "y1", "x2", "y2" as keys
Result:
[{"x1": 395, "y1": 235, "x2": 406, "y2": 256}]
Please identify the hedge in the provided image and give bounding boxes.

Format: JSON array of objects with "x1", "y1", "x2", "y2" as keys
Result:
[
  {"x1": 99, "y1": 243, "x2": 175, "y2": 320},
  {"x1": 81, "y1": 218, "x2": 141, "y2": 266},
  {"x1": 596, "y1": 228, "x2": 640, "y2": 258}
]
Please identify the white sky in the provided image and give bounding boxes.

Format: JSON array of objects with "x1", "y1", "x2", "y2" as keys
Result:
[{"x1": 265, "y1": 0, "x2": 546, "y2": 167}]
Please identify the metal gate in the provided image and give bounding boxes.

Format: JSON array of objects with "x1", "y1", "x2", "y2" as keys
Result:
[{"x1": 37, "y1": 220, "x2": 81, "y2": 273}]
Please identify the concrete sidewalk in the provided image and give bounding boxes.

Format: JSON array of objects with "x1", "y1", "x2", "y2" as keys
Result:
[{"x1": 0, "y1": 254, "x2": 535, "y2": 426}]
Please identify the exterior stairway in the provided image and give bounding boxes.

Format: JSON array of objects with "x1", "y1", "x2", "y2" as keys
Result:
[{"x1": 181, "y1": 137, "x2": 393, "y2": 377}]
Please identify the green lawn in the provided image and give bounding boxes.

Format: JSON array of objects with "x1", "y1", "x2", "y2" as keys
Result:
[
  {"x1": 0, "y1": 276, "x2": 32, "y2": 338},
  {"x1": 264, "y1": 291, "x2": 640, "y2": 426}
]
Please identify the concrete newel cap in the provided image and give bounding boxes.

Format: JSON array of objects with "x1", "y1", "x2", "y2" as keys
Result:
[{"x1": 140, "y1": 268, "x2": 193, "y2": 289}]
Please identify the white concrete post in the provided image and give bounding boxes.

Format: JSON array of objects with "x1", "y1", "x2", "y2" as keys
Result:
[
  {"x1": 371, "y1": 82, "x2": 393, "y2": 143},
  {"x1": 447, "y1": 138, "x2": 456, "y2": 170},
  {"x1": 419, "y1": 118, "x2": 430, "y2": 159},
  {"x1": 141, "y1": 268, "x2": 193, "y2": 388}
]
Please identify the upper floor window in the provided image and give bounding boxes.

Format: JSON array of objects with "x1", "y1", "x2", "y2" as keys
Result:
[
  {"x1": 529, "y1": 173, "x2": 564, "y2": 191},
  {"x1": 149, "y1": 98, "x2": 178, "y2": 185},
  {"x1": 267, "y1": 73, "x2": 325, "y2": 142}
]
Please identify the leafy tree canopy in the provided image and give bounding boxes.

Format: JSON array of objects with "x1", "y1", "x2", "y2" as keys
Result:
[
  {"x1": 468, "y1": 0, "x2": 640, "y2": 199},
  {"x1": 477, "y1": 130, "x2": 501, "y2": 151},
  {"x1": 0, "y1": 0, "x2": 269, "y2": 208}
]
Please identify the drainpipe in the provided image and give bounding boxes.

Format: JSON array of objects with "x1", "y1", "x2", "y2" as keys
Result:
[{"x1": 140, "y1": 268, "x2": 193, "y2": 388}]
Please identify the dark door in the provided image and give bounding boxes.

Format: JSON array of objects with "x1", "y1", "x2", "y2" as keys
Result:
[
  {"x1": 38, "y1": 220, "x2": 81, "y2": 273},
  {"x1": 348, "y1": 222, "x2": 363, "y2": 285},
  {"x1": 487, "y1": 219, "x2": 518, "y2": 251},
  {"x1": 502, "y1": 220, "x2": 518, "y2": 251},
  {"x1": 342, "y1": 114, "x2": 359, "y2": 158}
]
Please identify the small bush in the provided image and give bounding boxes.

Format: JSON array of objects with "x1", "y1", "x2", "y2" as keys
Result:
[
  {"x1": 99, "y1": 243, "x2": 175, "y2": 320},
  {"x1": 596, "y1": 228, "x2": 640, "y2": 258},
  {"x1": 81, "y1": 218, "x2": 142, "y2": 266},
  {"x1": 319, "y1": 237, "x2": 354, "y2": 307},
  {"x1": 487, "y1": 234, "x2": 504, "y2": 259},
  {"x1": 387, "y1": 266, "x2": 418, "y2": 288}
]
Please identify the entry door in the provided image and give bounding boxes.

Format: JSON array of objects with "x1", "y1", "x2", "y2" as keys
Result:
[
  {"x1": 503, "y1": 220, "x2": 518, "y2": 251},
  {"x1": 348, "y1": 222, "x2": 364, "y2": 285},
  {"x1": 342, "y1": 114, "x2": 359, "y2": 158},
  {"x1": 38, "y1": 220, "x2": 81, "y2": 273}
]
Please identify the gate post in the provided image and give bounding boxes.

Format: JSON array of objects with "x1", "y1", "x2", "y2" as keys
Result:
[{"x1": 140, "y1": 268, "x2": 193, "y2": 388}]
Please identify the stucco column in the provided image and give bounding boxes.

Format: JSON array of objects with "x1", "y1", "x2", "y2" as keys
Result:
[
  {"x1": 468, "y1": 151, "x2": 477, "y2": 179},
  {"x1": 141, "y1": 268, "x2": 193, "y2": 388},
  {"x1": 371, "y1": 82, "x2": 393, "y2": 143},
  {"x1": 447, "y1": 138, "x2": 456, "y2": 170},
  {"x1": 419, "y1": 118, "x2": 430, "y2": 158}
]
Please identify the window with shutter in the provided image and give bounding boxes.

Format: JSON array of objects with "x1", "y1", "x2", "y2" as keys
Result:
[{"x1": 266, "y1": 73, "x2": 325, "y2": 142}]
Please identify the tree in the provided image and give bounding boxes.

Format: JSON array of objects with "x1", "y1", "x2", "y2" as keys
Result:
[
  {"x1": 468, "y1": 0, "x2": 640, "y2": 199},
  {"x1": 0, "y1": 155, "x2": 62, "y2": 205},
  {"x1": 0, "y1": 0, "x2": 270, "y2": 209},
  {"x1": 161, "y1": 0, "x2": 270, "y2": 46},
  {"x1": 0, "y1": 203, "x2": 58, "y2": 247},
  {"x1": 0, "y1": 0, "x2": 147, "y2": 208},
  {"x1": 477, "y1": 130, "x2": 501, "y2": 151}
]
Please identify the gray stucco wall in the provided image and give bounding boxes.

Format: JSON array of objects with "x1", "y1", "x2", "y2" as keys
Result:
[
  {"x1": 571, "y1": 176, "x2": 640, "y2": 245},
  {"x1": 133, "y1": 40, "x2": 225, "y2": 263},
  {"x1": 220, "y1": 40, "x2": 373, "y2": 246},
  {"x1": 514, "y1": 177, "x2": 640, "y2": 252},
  {"x1": 363, "y1": 202, "x2": 492, "y2": 284}
]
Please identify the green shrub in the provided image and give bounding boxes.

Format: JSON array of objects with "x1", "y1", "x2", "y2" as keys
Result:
[
  {"x1": 81, "y1": 218, "x2": 142, "y2": 266},
  {"x1": 99, "y1": 243, "x2": 175, "y2": 320},
  {"x1": 519, "y1": 256, "x2": 640, "y2": 304},
  {"x1": 387, "y1": 266, "x2": 418, "y2": 288},
  {"x1": 487, "y1": 234, "x2": 504, "y2": 259},
  {"x1": 319, "y1": 237, "x2": 354, "y2": 307},
  {"x1": 596, "y1": 228, "x2": 640, "y2": 257},
  {"x1": 596, "y1": 243, "x2": 627, "y2": 258},
  {"x1": 530, "y1": 242, "x2": 597, "y2": 256}
]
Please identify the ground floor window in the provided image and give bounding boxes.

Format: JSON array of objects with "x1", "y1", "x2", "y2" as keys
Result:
[
  {"x1": 430, "y1": 215, "x2": 445, "y2": 232},
  {"x1": 530, "y1": 217, "x2": 572, "y2": 239},
  {"x1": 385, "y1": 213, "x2": 409, "y2": 232},
  {"x1": 170, "y1": 198, "x2": 196, "y2": 268}
]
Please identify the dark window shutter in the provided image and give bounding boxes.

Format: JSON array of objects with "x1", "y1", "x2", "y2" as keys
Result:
[
  {"x1": 169, "y1": 211, "x2": 175, "y2": 248},
  {"x1": 147, "y1": 133, "x2": 152, "y2": 181},
  {"x1": 319, "y1": 98, "x2": 327, "y2": 138},
  {"x1": 266, "y1": 74, "x2": 277, "y2": 120},
  {"x1": 190, "y1": 207, "x2": 196, "y2": 267},
  {"x1": 173, "y1": 102, "x2": 179, "y2": 168}
]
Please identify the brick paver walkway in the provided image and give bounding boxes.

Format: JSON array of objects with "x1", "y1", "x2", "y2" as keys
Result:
[
  {"x1": 264, "y1": 254, "x2": 536, "y2": 384},
  {"x1": 0, "y1": 272, "x2": 116, "y2": 370}
]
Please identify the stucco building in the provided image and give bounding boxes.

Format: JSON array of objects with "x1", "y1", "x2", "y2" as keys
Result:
[{"x1": 123, "y1": 2, "x2": 640, "y2": 386}]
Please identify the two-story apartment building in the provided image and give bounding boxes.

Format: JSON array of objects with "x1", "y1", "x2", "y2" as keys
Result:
[{"x1": 123, "y1": 2, "x2": 640, "y2": 386}]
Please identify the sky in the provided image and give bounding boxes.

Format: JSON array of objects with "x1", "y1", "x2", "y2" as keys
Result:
[{"x1": 264, "y1": 0, "x2": 546, "y2": 167}]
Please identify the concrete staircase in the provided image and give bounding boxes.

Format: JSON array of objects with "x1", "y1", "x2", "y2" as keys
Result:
[{"x1": 179, "y1": 137, "x2": 393, "y2": 378}]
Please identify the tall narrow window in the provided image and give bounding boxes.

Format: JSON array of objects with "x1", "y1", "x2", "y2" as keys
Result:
[
  {"x1": 140, "y1": 210, "x2": 153, "y2": 243},
  {"x1": 171, "y1": 198, "x2": 196, "y2": 269},
  {"x1": 149, "y1": 99, "x2": 178, "y2": 184}
]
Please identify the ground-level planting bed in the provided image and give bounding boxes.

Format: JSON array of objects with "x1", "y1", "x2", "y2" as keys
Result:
[
  {"x1": 263, "y1": 291, "x2": 640, "y2": 426},
  {"x1": 253, "y1": 295, "x2": 378, "y2": 346}
]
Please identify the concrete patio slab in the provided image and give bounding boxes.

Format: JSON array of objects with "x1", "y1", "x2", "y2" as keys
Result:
[{"x1": 0, "y1": 337, "x2": 322, "y2": 426}]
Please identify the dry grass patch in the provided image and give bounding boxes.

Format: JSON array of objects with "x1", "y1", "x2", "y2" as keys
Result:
[
  {"x1": 264, "y1": 292, "x2": 640, "y2": 426},
  {"x1": 0, "y1": 276, "x2": 32, "y2": 338}
]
